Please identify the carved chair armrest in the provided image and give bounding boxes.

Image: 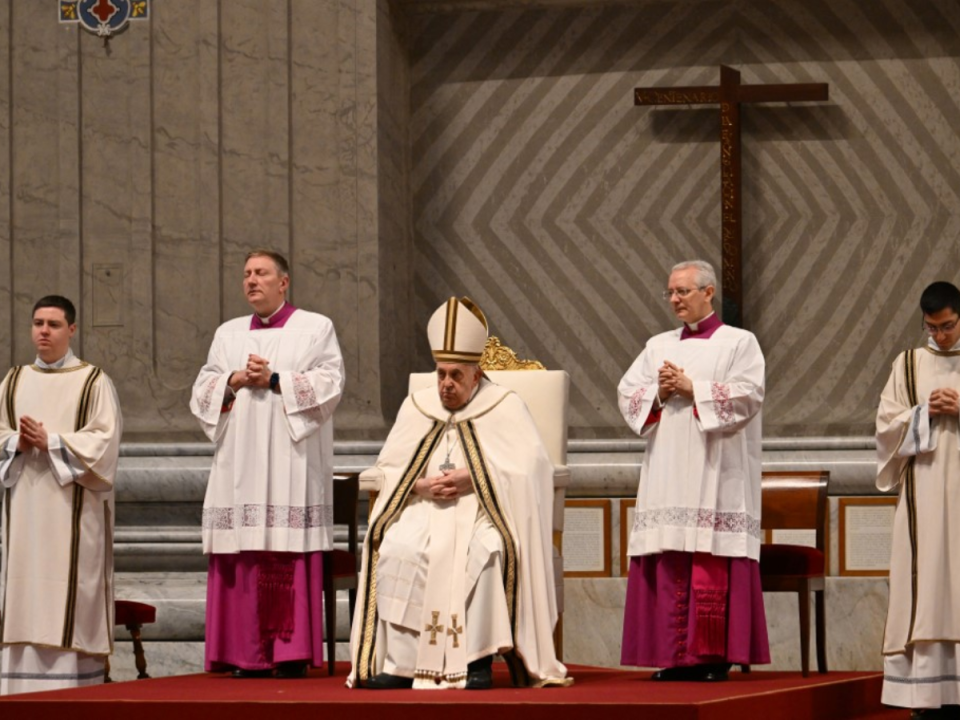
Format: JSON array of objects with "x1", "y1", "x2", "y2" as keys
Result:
[{"x1": 359, "y1": 467, "x2": 384, "y2": 493}]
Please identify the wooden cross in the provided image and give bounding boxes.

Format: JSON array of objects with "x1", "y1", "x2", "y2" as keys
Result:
[
  {"x1": 635, "y1": 65, "x2": 828, "y2": 328},
  {"x1": 447, "y1": 614, "x2": 463, "y2": 648},
  {"x1": 425, "y1": 611, "x2": 445, "y2": 646}
]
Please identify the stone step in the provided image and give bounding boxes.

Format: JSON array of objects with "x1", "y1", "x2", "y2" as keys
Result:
[{"x1": 108, "y1": 640, "x2": 354, "y2": 683}]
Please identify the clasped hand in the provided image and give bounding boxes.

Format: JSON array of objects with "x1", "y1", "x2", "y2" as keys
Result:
[
  {"x1": 415, "y1": 468, "x2": 473, "y2": 501},
  {"x1": 17, "y1": 415, "x2": 48, "y2": 453},
  {"x1": 658, "y1": 360, "x2": 693, "y2": 402},
  {"x1": 929, "y1": 387, "x2": 960, "y2": 417},
  {"x1": 229, "y1": 354, "x2": 273, "y2": 391}
]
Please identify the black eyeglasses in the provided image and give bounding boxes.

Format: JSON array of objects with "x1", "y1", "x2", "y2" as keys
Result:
[
  {"x1": 922, "y1": 318, "x2": 959, "y2": 336},
  {"x1": 662, "y1": 287, "x2": 705, "y2": 301}
]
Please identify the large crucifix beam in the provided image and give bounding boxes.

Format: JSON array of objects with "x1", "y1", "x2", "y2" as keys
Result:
[{"x1": 635, "y1": 65, "x2": 828, "y2": 328}]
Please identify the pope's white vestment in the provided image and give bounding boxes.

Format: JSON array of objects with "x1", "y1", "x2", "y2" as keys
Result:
[
  {"x1": 0, "y1": 353, "x2": 122, "y2": 694},
  {"x1": 618, "y1": 324, "x2": 765, "y2": 560},
  {"x1": 190, "y1": 309, "x2": 344, "y2": 554},
  {"x1": 877, "y1": 342, "x2": 960, "y2": 709},
  {"x1": 348, "y1": 378, "x2": 567, "y2": 689}
]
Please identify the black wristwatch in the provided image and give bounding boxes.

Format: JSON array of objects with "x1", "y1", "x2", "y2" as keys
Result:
[{"x1": 269, "y1": 372, "x2": 280, "y2": 392}]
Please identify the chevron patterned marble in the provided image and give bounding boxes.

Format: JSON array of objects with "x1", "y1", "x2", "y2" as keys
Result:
[{"x1": 407, "y1": 0, "x2": 960, "y2": 438}]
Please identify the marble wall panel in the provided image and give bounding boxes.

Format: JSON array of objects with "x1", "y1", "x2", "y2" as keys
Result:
[
  {"x1": 289, "y1": 0, "x2": 385, "y2": 432},
  {"x1": 8, "y1": 2, "x2": 82, "y2": 363},
  {"x1": 219, "y1": 1, "x2": 292, "y2": 322},
  {"x1": 76, "y1": 14, "x2": 156, "y2": 431},
  {"x1": 354, "y1": 0, "x2": 395, "y2": 431},
  {"x1": 0, "y1": 2, "x2": 10, "y2": 369},
  {"x1": 376, "y1": 0, "x2": 417, "y2": 417},
  {"x1": 149, "y1": 0, "x2": 222, "y2": 423},
  {"x1": 288, "y1": 0, "x2": 353, "y2": 389}
]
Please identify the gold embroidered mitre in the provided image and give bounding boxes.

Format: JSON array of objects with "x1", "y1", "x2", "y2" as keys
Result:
[{"x1": 427, "y1": 297, "x2": 489, "y2": 364}]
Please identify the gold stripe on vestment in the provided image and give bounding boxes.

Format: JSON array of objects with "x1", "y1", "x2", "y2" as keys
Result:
[
  {"x1": 29, "y1": 362, "x2": 91, "y2": 374},
  {"x1": 74, "y1": 367, "x2": 102, "y2": 431},
  {"x1": 60, "y1": 438, "x2": 112, "y2": 485},
  {"x1": 3, "y1": 366, "x2": 24, "y2": 432},
  {"x1": 902, "y1": 349, "x2": 920, "y2": 643},
  {"x1": 903, "y1": 350, "x2": 918, "y2": 407},
  {"x1": 1, "y1": 487, "x2": 9, "y2": 640},
  {"x1": 458, "y1": 420, "x2": 531, "y2": 687},
  {"x1": 61, "y1": 366, "x2": 100, "y2": 647},
  {"x1": 354, "y1": 420, "x2": 445, "y2": 683},
  {"x1": 922, "y1": 346, "x2": 960, "y2": 358},
  {"x1": 1, "y1": 367, "x2": 24, "y2": 641},
  {"x1": 904, "y1": 461, "x2": 918, "y2": 644},
  {"x1": 61, "y1": 483, "x2": 85, "y2": 647}
]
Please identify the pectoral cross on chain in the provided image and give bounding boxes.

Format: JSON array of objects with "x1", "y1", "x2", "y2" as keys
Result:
[
  {"x1": 447, "y1": 614, "x2": 463, "y2": 649},
  {"x1": 439, "y1": 419, "x2": 458, "y2": 472},
  {"x1": 425, "y1": 611, "x2": 445, "y2": 645}
]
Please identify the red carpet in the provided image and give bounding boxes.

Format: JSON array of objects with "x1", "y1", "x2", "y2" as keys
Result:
[{"x1": 0, "y1": 664, "x2": 903, "y2": 720}]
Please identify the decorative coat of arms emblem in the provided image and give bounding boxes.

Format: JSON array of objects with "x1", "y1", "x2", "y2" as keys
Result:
[{"x1": 59, "y1": 0, "x2": 149, "y2": 39}]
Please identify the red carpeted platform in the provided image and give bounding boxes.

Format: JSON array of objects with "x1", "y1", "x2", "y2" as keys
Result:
[{"x1": 0, "y1": 664, "x2": 903, "y2": 720}]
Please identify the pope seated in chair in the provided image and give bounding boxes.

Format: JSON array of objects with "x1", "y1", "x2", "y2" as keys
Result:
[{"x1": 348, "y1": 297, "x2": 569, "y2": 690}]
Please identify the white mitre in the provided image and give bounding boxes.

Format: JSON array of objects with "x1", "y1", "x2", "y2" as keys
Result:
[{"x1": 427, "y1": 296, "x2": 489, "y2": 364}]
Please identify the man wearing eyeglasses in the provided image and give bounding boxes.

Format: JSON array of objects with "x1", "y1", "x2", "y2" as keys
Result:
[
  {"x1": 877, "y1": 281, "x2": 960, "y2": 715},
  {"x1": 617, "y1": 260, "x2": 769, "y2": 682}
]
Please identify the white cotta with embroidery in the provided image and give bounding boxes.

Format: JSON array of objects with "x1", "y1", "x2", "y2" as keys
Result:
[{"x1": 617, "y1": 323, "x2": 765, "y2": 561}]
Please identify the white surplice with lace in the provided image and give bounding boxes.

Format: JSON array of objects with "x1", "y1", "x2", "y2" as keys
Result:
[{"x1": 190, "y1": 310, "x2": 344, "y2": 554}]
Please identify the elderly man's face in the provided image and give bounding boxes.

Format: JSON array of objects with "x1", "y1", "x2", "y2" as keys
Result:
[
  {"x1": 32, "y1": 307, "x2": 76, "y2": 364},
  {"x1": 436, "y1": 363, "x2": 481, "y2": 411},
  {"x1": 667, "y1": 267, "x2": 715, "y2": 324},
  {"x1": 244, "y1": 255, "x2": 289, "y2": 316}
]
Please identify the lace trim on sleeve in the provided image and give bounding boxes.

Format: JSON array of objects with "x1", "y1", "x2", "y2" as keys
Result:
[
  {"x1": 711, "y1": 382, "x2": 734, "y2": 427},
  {"x1": 198, "y1": 376, "x2": 220, "y2": 417},
  {"x1": 628, "y1": 387, "x2": 647, "y2": 422}
]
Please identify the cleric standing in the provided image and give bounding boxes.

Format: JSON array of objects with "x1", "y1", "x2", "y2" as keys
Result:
[
  {"x1": 0, "y1": 296, "x2": 122, "y2": 694},
  {"x1": 191, "y1": 250, "x2": 344, "y2": 678},
  {"x1": 617, "y1": 260, "x2": 770, "y2": 681},
  {"x1": 877, "y1": 281, "x2": 960, "y2": 713}
]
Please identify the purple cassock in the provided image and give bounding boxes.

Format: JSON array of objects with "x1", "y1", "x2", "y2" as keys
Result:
[
  {"x1": 205, "y1": 302, "x2": 326, "y2": 673},
  {"x1": 620, "y1": 313, "x2": 771, "y2": 669}
]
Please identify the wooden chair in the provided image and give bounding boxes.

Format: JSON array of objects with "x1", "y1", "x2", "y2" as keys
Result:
[
  {"x1": 106, "y1": 599, "x2": 157, "y2": 682},
  {"x1": 323, "y1": 472, "x2": 360, "y2": 675},
  {"x1": 758, "y1": 470, "x2": 829, "y2": 677}
]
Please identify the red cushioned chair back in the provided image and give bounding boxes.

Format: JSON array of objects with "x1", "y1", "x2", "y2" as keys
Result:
[{"x1": 760, "y1": 471, "x2": 829, "y2": 553}]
